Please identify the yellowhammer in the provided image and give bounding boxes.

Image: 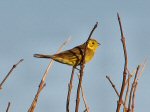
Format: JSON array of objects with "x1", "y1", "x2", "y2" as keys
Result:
[{"x1": 34, "y1": 39, "x2": 100, "y2": 66}]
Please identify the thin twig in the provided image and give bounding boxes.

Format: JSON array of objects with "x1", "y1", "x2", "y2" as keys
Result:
[
  {"x1": 125, "y1": 69, "x2": 135, "y2": 86},
  {"x1": 137, "y1": 58, "x2": 147, "y2": 80},
  {"x1": 127, "y1": 65, "x2": 140, "y2": 112},
  {"x1": 124, "y1": 69, "x2": 135, "y2": 109},
  {"x1": 130, "y1": 62, "x2": 145, "y2": 112},
  {"x1": 6, "y1": 102, "x2": 11, "y2": 112},
  {"x1": 124, "y1": 74, "x2": 130, "y2": 111},
  {"x1": 77, "y1": 74, "x2": 90, "y2": 112},
  {"x1": 116, "y1": 13, "x2": 128, "y2": 112},
  {"x1": 106, "y1": 75, "x2": 127, "y2": 109},
  {"x1": 28, "y1": 38, "x2": 71, "y2": 112},
  {"x1": 75, "y1": 22, "x2": 98, "y2": 112},
  {"x1": 106, "y1": 75, "x2": 120, "y2": 97},
  {"x1": 0, "y1": 59, "x2": 24, "y2": 90},
  {"x1": 131, "y1": 82, "x2": 138, "y2": 112},
  {"x1": 66, "y1": 67, "x2": 76, "y2": 112}
]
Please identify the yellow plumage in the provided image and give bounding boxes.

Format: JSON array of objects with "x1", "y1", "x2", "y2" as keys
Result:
[{"x1": 34, "y1": 39, "x2": 100, "y2": 66}]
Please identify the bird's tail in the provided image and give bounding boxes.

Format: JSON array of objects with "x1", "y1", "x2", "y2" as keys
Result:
[{"x1": 34, "y1": 54, "x2": 53, "y2": 59}]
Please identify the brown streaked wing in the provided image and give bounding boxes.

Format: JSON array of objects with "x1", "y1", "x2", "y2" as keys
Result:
[{"x1": 52, "y1": 45, "x2": 84, "y2": 66}]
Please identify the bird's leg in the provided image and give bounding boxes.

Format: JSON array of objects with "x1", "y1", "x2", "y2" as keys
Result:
[{"x1": 75, "y1": 67, "x2": 80, "y2": 71}]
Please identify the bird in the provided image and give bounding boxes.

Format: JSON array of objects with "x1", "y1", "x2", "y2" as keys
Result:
[{"x1": 34, "y1": 39, "x2": 100, "y2": 66}]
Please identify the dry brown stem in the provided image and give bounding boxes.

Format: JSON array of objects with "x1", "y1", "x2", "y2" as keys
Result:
[
  {"x1": 6, "y1": 102, "x2": 11, "y2": 112},
  {"x1": 77, "y1": 74, "x2": 90, "y2": 112},
  {"x1": 124, "y1": 69, "x2": 135, "y2": 109},
  {"x1": 28, "y1": 38, "x2": 71, "y2": 112},
  {"x1": 75, "y1": 22, "x2": 98, "y2": 112},
  {"x1": 0, "y1": 59, "x2": 24, "y2": 90},
  {"x1": 124, "y1": 74, "x2": 130, "y2": 110},
  {"x1": 106, "y1": 75, "x2": 127, "y2": 109},
  {"x1": 116, "y1": 13, "x2": 128, "y2": 112},
  {"x1": 131, "y1": 82, "x2": 138, "y2": 112},
  {"x1": 106, "y1": 75, "x2": 120, "y2": 97},
  {"x1": 66, "y1": 67, "x2": 76, "y2": 112},
  {"x1": 81, "y1": 85, "x2": 90, "y2": 112},
  {"x1": 127, "y1": 65, "x2": 140, "y2": 112},
  {"x1": 137, "y1": 58, "x2": 147, "y2": 80}
]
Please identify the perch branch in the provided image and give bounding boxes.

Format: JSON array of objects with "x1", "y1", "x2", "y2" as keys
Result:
[
  {"x1": 0, "y1": 59, "x2": 24, "y2": 90},
  {"x1": 28, "y1": 38, "x2": 71, "y2": 112},
  {"x1": 116, "y1": 13, "x2": 128, "y2": 112},
  {"x1": 75, "y1": 22, "x2": 98, "y2": 112}
]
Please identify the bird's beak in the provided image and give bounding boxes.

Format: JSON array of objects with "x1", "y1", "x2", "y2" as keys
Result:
[{"x1": 98, "y1": 42, "x2": 101, "y2": 46}]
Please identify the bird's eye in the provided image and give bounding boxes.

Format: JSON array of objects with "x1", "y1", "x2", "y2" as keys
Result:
[{"x1": 92, "y1": 42, "x2": 94, "y2": 44}]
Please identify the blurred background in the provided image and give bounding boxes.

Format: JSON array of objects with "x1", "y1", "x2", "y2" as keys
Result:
[{"x1": 0, "y1": 0, "x2": 149, "y2": 112}]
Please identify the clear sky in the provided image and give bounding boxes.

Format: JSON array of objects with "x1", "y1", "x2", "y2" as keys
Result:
[{"x1": 0, "y1": 0, "x2": 149, "y2": 112}]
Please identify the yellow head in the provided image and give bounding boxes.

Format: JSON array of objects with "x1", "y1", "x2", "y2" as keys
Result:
[{"x1": 87, "y1": 39, "x2": 100, "y2": 52}]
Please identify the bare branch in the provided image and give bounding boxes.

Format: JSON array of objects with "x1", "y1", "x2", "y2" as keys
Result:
[
  {"x1": 0, "y1": 59, "x2": 24, "y2": 90},
  {"x1": 116, "y1": 13, "x2": 128, "y2": 112},
  {"x1": 75, "y1": 22, "x2": 98, "y2": 112},
  {"x1": 131, "y1": 82, "x2": 138, "y2": 112},
  {"x1": 125, "y1": 69, "x2": 135, "y2": 86},
  {"x1": 6, "y1": 102, "x2": 11, "y2": 112},
  {"x1": 127, "y1": 65, "x2": 140, "y2": 112},
  {"x1": 137, "y1": 58, "x2": 147, "y2": 80},
  {"x1": 66, "y1": 67, "x2": 76, "y2": 112},
  {"x1": 124, "y1": 69, "x2": 136, "y2": 109},
  {"x1": 77, "y1": 74, "x2": 90, "y2": 112},
  {"x1": 124, "y1": 74, "x2": 130, "y2": 110},
  {"x1": 106, "y1": 75, "x2": 120, "y2": 97},
  {"x1": 28, "y1": 38, "x2": 71, "y2": 112},
  {"x1": 106, "y1": 75, "x2": 127, "y2": 109}
]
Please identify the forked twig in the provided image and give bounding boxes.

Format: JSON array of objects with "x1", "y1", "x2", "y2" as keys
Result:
[
  {"x1": 28, "y1": 38, "x2": 71, "y2": 112},
  {"x1": 0, "y1": 59, "x2": 24, "y2": 90},
  {"x1": 75, "y1": 22, "x2": 98, "y2": 112},
  {"x1": 116, "y1": 13, "x2": 128, "y2": 112}
]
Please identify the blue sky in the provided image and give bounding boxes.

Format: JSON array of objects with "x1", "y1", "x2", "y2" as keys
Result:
[{"x1": 0, "y1": 0, "x2": 149, "y2": 112}]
